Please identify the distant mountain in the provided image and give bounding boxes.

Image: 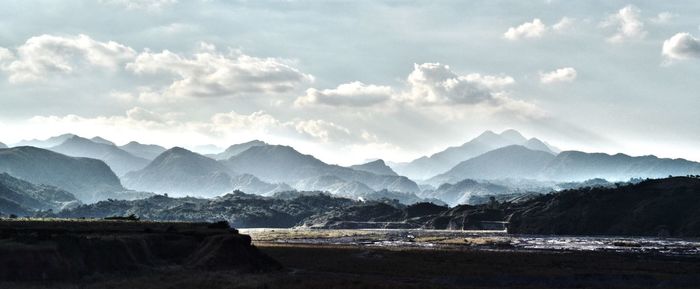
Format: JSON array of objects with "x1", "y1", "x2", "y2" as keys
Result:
[
  {"x1": 430, "y1": 145, "x2": 700, "y2": 184},
  {"x1": 429, "y1": 145, "x2": 556, "y2": 185},
  {"x1": 209, "y1": 140, "x2": 267, "y2": 160},
  {"x1": 295, "y1": 175, "x2": 375, "y2": 196},
  {"x1": 14, "y1": 133, "x2": 76, "y2": 148},
  {"x1": 349, "y1": 159, "x2": 398, "y2": 176},
  {"x1": 0, "y1": 142, "x2": 6, "y2": 149},
  {"x1": 422, "y1": 179, "x2": 513, "y2": 207},
  {"x1": 0, "y1": 146, "x2": 124, "y2": 202},
  {"x1": 119, "y1": 141, "x2": 167, "y2": 160},
  {"x1": 49, "y1": 136, "x2": 149, "y2": 176},
  {"x1": 0, "y1": 173, "x2": 80, "y2": 215},
  {"x1": 221, "y1": 144, "x2": 419, "y2": 193},
  {"x1": 229, "y1": 174, "x2": 292, "y2": 196},
  {"x1": 542, "y1": 151, "x2": 700, "y2": 181},
  {"x1": 392, "y1": 129, "x2": 557, "y2": 180},
  {"x1": 90, "y1": 136, "x2": 115, "y2": 146},
  {"x1": 123, "y1": 147, "x2": 236, "y2": 197}
]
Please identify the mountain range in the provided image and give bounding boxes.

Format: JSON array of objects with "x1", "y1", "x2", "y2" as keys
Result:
[
  {"x1": 119, "y1": 141, "x2": 167, "y2": 160},
  {"x1": 49, "y1": 136, "x2": 150, "y2": 176},
  {"x1": 430, "y1": 145, "x2": 700, "y2": 185},
  {"x1": 392, "y1": 130, "x2": 558, "y2": 180}
]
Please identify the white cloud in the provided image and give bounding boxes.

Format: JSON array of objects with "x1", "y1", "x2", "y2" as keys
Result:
[
  {"x1": 126, "y1": 43, "x2": 314, "y2": 100},
  {"x1": 552, "y1": 17, "x2": 575, "y2": 32},
  {"x1": 294, "y1": 119, "x2": 352, "y2": 143},
  {"x1": 504, "y1": 18, "x2": 547, "y2": 40},
  {"x1": 403, "y1": 63, "x2": 514, "y2": 104},
  {"x1": 100, "y1": 0, "x2": 177, "y2": 10},
  {"x1": 662, "y1": 33, "x2": 700, "y2": 60},
  {"x1": 601, "y1": 5, "x2": 647, "y2": 43},
  {"x1": 650, "y1": 12, "x2": 676, "y2": 24},
  {"x1": 540, "y1": 67, "x2": 577, "y2": 84},
  {"x1": 295, "y1": 81, "x2": 393, "y2": 107},
  {"x1": 1, "y1": 34, "x2": 136, "y2": 83}
]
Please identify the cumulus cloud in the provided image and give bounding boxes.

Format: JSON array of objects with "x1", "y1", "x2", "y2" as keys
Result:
[
  {"x1": 504, "y1": 17, "x2": 574, "y2": 40},
  {"x1": 540, "y1": 67, "x2": 577, "y2": 84},
  {"x1": 126, "y1": 43, "x2": 314, "y2": 100},
  {"x1": 662, "y1": 33, "x2": 700, "y2": 60},
  {"x1": 295, "y1": 81, "x2": 392, "y2": 107},
  {"x1": 504, "y1": 19, "x2": 547, "y2": 40},
  {"x1": 403, "y1": 63, "x2": 514, "y2": 104},
  {"x1": 601, "y1": 5, "x2": 646, "y2": 43},
  {"x1": 0, "y1": 34, "x2": 136, "y2": 83}
]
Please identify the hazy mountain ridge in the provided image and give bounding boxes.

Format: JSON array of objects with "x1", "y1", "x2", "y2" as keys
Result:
[
  {"x1": 208, "y1": 140, "x2": 267, "y2": 160},
  {"x1": 0, "y1": 146, "x2": 124, "y2": 202},
  {"x1": 119, "y1": 141, "x2": 167, "y2": 160},
  {"x1": 50, "y1": 136, "x2": 150, "y2": 176},
  {"x1": 349, "y1": 159, "x2": 398, "y2": 176},
  {"x1": 432, "y1": 145, "x2": 700, "y2": 184},
  {"x1": 392, "y1": 130, "x2": 557, "y2": 180},
  {"x1": 222, "y1": 144, "x2": 420, "y2": 193},
  {"x1": 0, "y1": 173, "x2": 80, "y2": 215},
  {"x1": 13, "y1": 134, "x2": 76, "y2": 148}
]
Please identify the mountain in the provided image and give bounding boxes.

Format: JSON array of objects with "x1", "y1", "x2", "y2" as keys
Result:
[
  {"x1": 221, "y1": 144, "x2": 419, "y2": 193},
  {"x1": 349, "y1": 159, "x2": 398, "y2": 176},
  {"x1": 431, "y1": 145, "x2": 700, "y2": 184},
  {"x1": 0, "y1": 142, "x2": 6, "y2": 149},
  {"x1": 229, "y1": 174, "x2": 292, "y2": 196},
  {"x1": 294, "y1": 175, "x2": 375, "y2": 196},
  {"x1": 392, "y1": 129, "x2": 557, "y2": 180},
  {"x1": 123, "y1": 147, "x2": 236, "y2": 197},
  {"x1": 0, "y1": 173, "x2": 80, "y2": 215},
  {"x1": 14, "y1": 133, "x2": 76, "y2": 148},
  {"x1": 208, "y1": 140, "x2": 267, "y2": 160},
  {"x1": 542, "y1": 151, "x2": 700, "y2": 181},
  {"x1": 119, "y1": 141, "x2": 167, "y2": 160},
  {"x1": 90, "y1": 136, "x2": 115, "y2": 146},
  {"x1": 49, "y1": 136, "x2": 149, "y2": 176},
  {"x1": 0, "y1": 146, "x2": 124, "y2": 202},
  {"x1": 429, "y1": 145, "x2": 556, "y2": 185},
  {"x1": 422, "y1": 179, "x2": 513, "y2": 207}
]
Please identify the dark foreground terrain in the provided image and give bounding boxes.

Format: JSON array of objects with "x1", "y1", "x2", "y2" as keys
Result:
[{"x1": 2, "y1": 221, "x2": 700, "y2": 289}]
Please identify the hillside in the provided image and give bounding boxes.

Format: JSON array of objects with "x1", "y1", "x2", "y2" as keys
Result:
[
  {"x1": 0, "y1": 173, "x2": 80, "y2": 215},
  {"x1": 209, "y1": 140, "x2": 267, "y2": 160},
  {"x1": 0, "y1": 146, "x2": 124, "y2": 202},
  {"x1": 50, "y1": 136, "x2": 150, "y2": 176}
]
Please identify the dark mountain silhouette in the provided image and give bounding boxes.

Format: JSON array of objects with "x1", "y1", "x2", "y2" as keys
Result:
[
  {"x1": 90, "y1": 136, "x2": 115, "y2": 146},
  {"x1": 431, "y1": 145, "x2": 700, "y2": 184},
  {"x1": 392, "y1": 129, "x2": 557, "y2": 180},
  {"x1": 119, "y1": 141, "x2": 167, "y2": 160},
  {"x1": 14, "y1": 133, "x2": 76, "y2": 148},
  {"x1": 350, "y1": 159, "x2": 398, "y2": 176},
  {"x1": 0, "y1": 173, "x2": 80, "y2": 215},
  {"x1": 0, "y1": 146, "x2": 123, "y2": 202},
  {"x1": 221, "y1": 144, "x2": 419, "y2": 193},
  {"x1": 208, "y1": 140, "x2": 267, "y2": 160},
  {"x1": 50, "y1": 136, "x2": 149, "y2": 176}
]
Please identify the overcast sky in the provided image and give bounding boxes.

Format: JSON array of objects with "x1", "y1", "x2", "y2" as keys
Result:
[{"x1": 1, "y1": 0, "x2": 699, "y2": 165}]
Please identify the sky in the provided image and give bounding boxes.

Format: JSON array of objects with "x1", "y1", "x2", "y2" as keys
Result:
[{"x1": 0, "y1": 0, "x2": 699, "y2": 165}]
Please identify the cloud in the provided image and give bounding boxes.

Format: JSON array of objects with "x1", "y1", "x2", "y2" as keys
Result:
[
  {"x1": 126, "y1": 43, "x2": 314, "y2": 100},
  {"x1": 662, "y1": 33, "x2": 700, "y2": 60},
  {"x1": 504, "y1": 18, "x2": 547, "y2": 40},
  {"x1": 601, "y1": 5, "x2": 646, "y2": 43},
  {"x1": 504, "y1": 17, "x2": 574, "y2": 40},
  {"x1": 295, "y1": 81, "x2": 393, "y2": 107},
  {"x1": 0, "y1": 34, "x2": 136, "y2": 83},
  {"x1": 650, "y1": 12, "x2": 676, "y2": 24},
  {"x1": 100, "y1": 0, "x2": 177, "y2": 10},
  {"x1": 403, "y1": 63, "x2": 514, "y2": 104},
  {"x1": 540, "y1": 67, "x2": 577, "y2": 84}
]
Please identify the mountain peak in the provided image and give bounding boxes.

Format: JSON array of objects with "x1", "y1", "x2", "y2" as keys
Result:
[
  {"x1": 499, "y1": 129, "x2": 527, "y2": 143},
  {"x1": 90, "y1": 136, "x2": 115, "y2": 146},
  {"x1": 350, "y1": 159, "x2": 398, "y2": 176},
  {"x1": 210, "y1": 140, "x2": 268, "y2": 160}
]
